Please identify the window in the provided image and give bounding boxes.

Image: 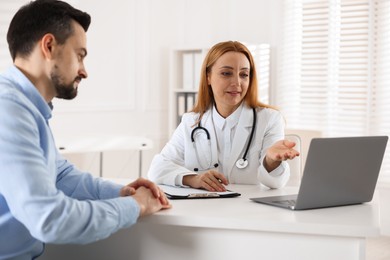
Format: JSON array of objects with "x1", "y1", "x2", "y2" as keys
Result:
[
  {"x1": 249, "y1": 44, "x2": 271, "y2": 104},
  {"x1": 0, "y1": 0, "x2": 26, "y2": 71},
  {"x1": 276, "y1": 0, "x2": 390, "y2": 184}
]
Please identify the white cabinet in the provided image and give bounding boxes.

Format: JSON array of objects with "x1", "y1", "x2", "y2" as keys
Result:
[{"x1": 168, "y1": 44, "x2": 271, "y2": 135}]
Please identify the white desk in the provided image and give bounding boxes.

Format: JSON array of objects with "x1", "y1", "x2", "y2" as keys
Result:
[
  {"x1": 41, "y1": 182, "x2": 383, "y2": 260},
  {"x1": 56, "y1": 135, "x2": 153, "y2": 177},
  {"x1": 378, "y1": 187, "x2": 390, "y2": 236}
]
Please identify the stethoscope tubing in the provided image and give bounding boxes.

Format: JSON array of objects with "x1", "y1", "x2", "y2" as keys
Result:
[
  {"x1": 241, "y1": 108, "x2": 257, "y2": 162},
  {"x1": 191, "y1": 125, "x2": 210, "y2": 142},
  {"x1": 191, "y1": 108, "x2": 257, "y2": 170}
]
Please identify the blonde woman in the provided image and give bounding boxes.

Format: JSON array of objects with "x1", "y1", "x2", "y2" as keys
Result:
[{"x1": 148, "y1": 41, "x2": 299, "y2": 192}]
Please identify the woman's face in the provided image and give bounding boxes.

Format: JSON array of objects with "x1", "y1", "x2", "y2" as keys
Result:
[{"x1": 207, "y1": 51, "x2": 250, "y2": 118}]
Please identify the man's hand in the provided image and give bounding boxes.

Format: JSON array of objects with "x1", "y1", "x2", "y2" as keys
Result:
[
  {"x1": 120, "y1": 178, "x2": 171, "y2": 216},
  {"x1": 120, "y1": 177, "x2": 161, "y2": 197},
  {"x1": 132, "y1": 186, "x2": 171, "y2": 217}
]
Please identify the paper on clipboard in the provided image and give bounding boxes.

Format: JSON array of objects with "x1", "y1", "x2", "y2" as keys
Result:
[{"x1": 159, "y1": 185, "x2": 241, "y2": 199}]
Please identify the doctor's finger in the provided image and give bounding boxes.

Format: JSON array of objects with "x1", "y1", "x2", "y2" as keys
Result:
[
  {"x1": 210, "y1": 171, "x2": 229, "y2": 185},
  {"x1": 202, "y1": 181, "x2": 216, "y2": 192},
  {"x1": 210, "y1": 177, "x2": 227, "y2": 191},
  {"x1": 200, "y1": 176, "x2": 218, "y2": 191},
  {"x1": 285, "y1": 150, "x2": 299, "y2": 160},
  {"x1": 283, "y1": 140, "x2": 296, "y2": 148},
  {"x1": 199, "y1": 174, "x2": 221, "y2": 191},
  {"x1": 286, "y1": 153, "x2": 296, "y2": 160},
  {"x1": 281, "y1": 152, "x2": 292, "y2": 160},
  {"x1": 208, "y1": 177, "x2": 226, "y2": 192}
]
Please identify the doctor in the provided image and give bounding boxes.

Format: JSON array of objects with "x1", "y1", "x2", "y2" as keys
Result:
[{"x1": 148, "y1": 41, "x2": 299, "y2": 192}]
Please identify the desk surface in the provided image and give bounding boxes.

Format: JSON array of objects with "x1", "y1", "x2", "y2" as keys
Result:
[
  {"x1": 110, "y1": 179, "x2": 382, "y2": 238},
  {"x1": 41, "y1": 180, "x2": 387, "y2": 260}
]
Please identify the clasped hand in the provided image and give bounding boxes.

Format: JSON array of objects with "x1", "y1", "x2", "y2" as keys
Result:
[{"x1": 119, "y1": 178, "x2": 171, "y2": 217}]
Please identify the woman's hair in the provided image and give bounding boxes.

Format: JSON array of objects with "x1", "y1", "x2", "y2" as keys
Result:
[
  {"x1": 191, "y1": 41, "x2": 273, "y2": 120},
  {"x1": 7, "y1": 0, "x2": 91, "y2": 61}
]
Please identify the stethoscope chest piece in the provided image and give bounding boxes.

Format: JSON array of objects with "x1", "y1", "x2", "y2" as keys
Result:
[
  {"x1": 236, "y1": 158, "x2": 248, "y2": 169},
  {"x1": 191, "y1": 107, "x2": 257, "y2": 171}
]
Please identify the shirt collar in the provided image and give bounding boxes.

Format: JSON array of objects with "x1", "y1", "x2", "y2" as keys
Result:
[
  {"x1": 3, "y1": 65, "x2": 52, "y2": 120},
  {"x1": 212, "y1": 102, "x2": 244, "y2": 130}
]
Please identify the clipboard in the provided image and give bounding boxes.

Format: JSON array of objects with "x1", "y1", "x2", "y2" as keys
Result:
[{"x1": 159, "y1": 185, "x2": 241, "y2": 199}]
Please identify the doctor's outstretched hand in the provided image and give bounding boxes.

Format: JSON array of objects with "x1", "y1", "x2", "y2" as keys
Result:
[
  {"x1": 264, "y1": 139, "x2": 300, "y2": 172},
  {"x1": 183, "y1": 170, "x2": 229, "y2": 192}
]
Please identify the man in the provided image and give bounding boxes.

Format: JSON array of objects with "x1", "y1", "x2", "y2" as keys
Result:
[{"x1": 0, "y1": 0, "x2": 171, "y2": 259}]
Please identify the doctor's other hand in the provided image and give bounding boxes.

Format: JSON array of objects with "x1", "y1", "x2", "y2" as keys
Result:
[
  {"x1": 131, "y1": 186, "x2": 172, "y2": 217},
  {"x1": 183, "y1": 170, "x2": 229, "y2": 192},
  {"x1": 264, "y1": 140, "x2": 300, "y2": 172}
]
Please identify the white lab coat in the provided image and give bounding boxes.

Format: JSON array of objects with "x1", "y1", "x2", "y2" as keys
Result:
[{"x1": 148, "y1": 105, "x2": 290, "y2": 188}]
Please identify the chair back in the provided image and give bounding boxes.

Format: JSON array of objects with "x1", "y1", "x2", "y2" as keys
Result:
[
  {"x1": 285, "y1": 129, "x2": 322, "y2": 186},
  {"x1": 285, "y1": 134, "x2": 302, "y2": 186}
]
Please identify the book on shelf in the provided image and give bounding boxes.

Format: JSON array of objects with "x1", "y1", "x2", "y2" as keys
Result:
[
  {"x1": 193, "y1": 52, "x2": 202, "y2": 90},
  {"x1": 182, "y1": 51, "x2": 202, "y2": 90},
  {"x1": 182, "y1": 53, "x2": 193, "y2": 90},
  {"x1": 176, "y1": 92, "x2": 197, "y2": 125}
]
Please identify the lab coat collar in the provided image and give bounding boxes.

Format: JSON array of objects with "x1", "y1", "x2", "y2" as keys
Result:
[
  {"x1": 212, "y1": 104, "x2": 243, "y2": 131},
  {"x1": 212, "y1": 107, "x2": 225, "y2": 130}
]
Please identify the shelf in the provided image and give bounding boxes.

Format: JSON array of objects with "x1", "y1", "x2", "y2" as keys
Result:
[{"x1": 173, "y1": 89, "x2": 198, "y2": 93}]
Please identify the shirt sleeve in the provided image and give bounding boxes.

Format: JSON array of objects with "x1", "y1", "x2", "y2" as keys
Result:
[
  {"x1": 0, "y1": 96, "x2": 140, "y2": 244},
  {"x1": 55, "y1": 152, "x2": 123, "y2": 200}
]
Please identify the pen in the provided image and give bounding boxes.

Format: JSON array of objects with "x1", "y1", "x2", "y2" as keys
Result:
[{"x1": 215, "y1": 177, "x2": 228, "y2": 192}]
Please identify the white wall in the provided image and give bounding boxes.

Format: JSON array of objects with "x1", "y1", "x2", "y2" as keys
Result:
[{"x1": 1, "y1": 0, "x2": 284, "y2": 177}]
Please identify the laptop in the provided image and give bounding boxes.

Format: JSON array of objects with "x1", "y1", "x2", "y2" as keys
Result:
[{"x1": 250, "y1": 136, "x2": 388, "y2": 210}]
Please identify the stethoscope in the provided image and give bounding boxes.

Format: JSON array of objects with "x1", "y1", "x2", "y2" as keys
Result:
[{"x1": 191, "y1": 108, "x2": 257, "y2": 172}]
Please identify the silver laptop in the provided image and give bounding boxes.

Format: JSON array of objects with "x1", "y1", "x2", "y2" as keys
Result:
[{"x1": 250, "y1": 136, "x2": 388, "y2": 210}]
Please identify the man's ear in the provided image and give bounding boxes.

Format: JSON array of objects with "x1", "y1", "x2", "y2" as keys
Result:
[{"x1": 40, "y1": 33, "x2": 56, "y2": 60}]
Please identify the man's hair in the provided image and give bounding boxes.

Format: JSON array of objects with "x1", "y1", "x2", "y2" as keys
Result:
[{"x1": 7, "y1": 0, "x2": 91, "y2": 61}]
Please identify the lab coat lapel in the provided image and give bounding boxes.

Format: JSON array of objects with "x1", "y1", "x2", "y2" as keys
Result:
[
  {"x1": 202, "y1": 110, "x2": 218, "y2": 167},
  {"x1": 226, "y1": 106, "x2": 253, "y2": 175}
]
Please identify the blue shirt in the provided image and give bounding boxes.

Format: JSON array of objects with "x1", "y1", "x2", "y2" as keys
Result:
[{"x1": 0, "y1": 66, "x2": 140, "y2": 260}]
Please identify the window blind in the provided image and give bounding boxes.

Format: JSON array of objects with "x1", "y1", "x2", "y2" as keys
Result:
[
  {"x1": 370, "y1": 0, "x2": 390, "y2": 184},
  {"x1": 277, "y1": 0, "x2": 390, "y2": 184},
  {"x1": 250, "y1": 44, "x2": 271, "y2": 104}
]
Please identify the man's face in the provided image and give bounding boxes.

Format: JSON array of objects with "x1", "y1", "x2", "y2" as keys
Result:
[{"x1": 51, "y1": 21, "x2": 88, "y2": 100}]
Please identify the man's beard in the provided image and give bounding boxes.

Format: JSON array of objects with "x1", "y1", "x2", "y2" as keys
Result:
[{"x1": 51, "y1": 68, "x2": 80, "y2": 100}]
